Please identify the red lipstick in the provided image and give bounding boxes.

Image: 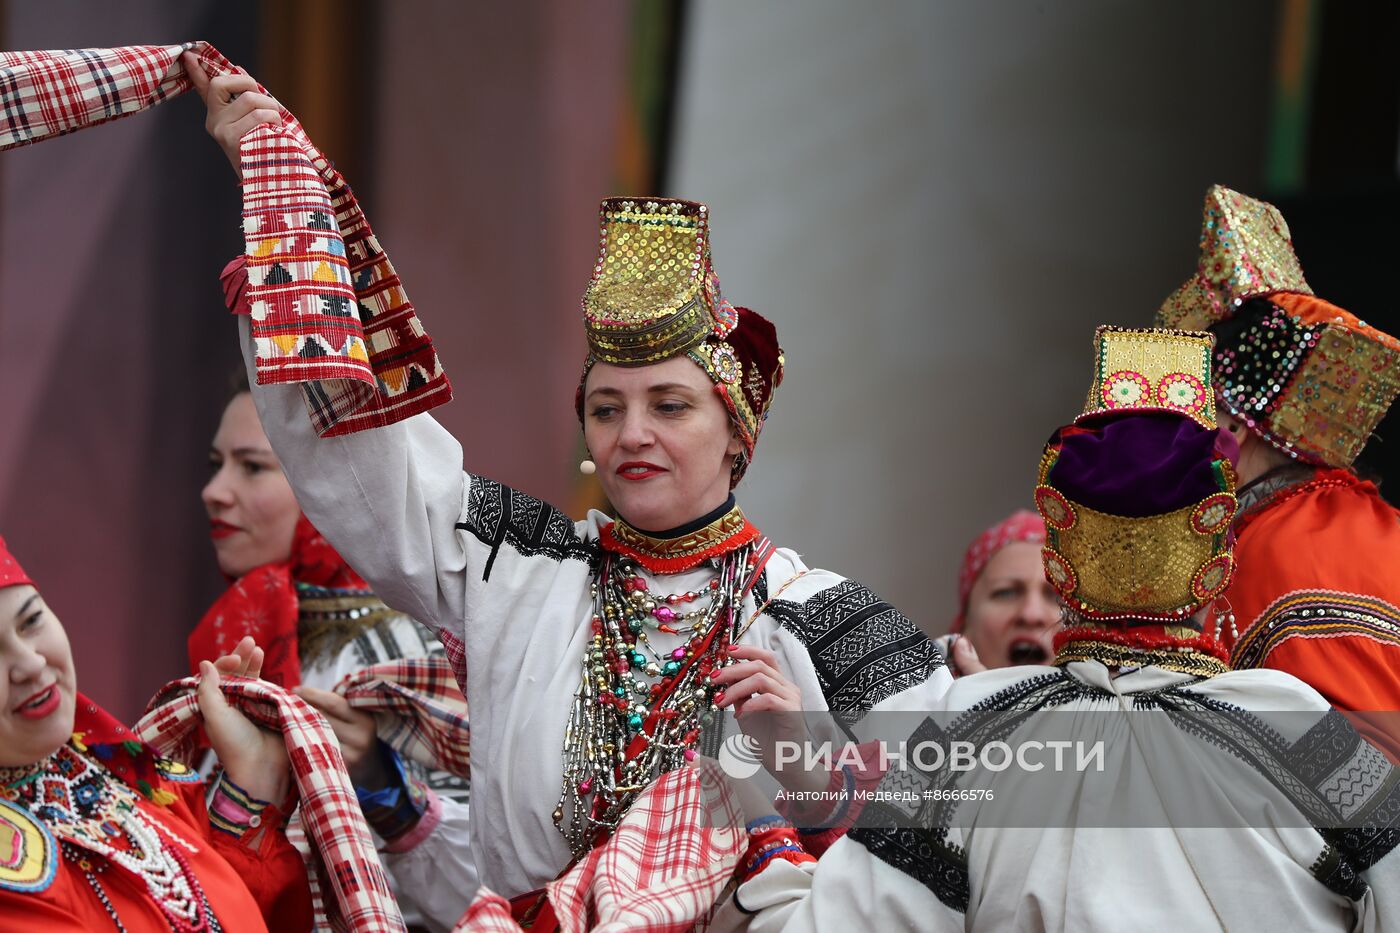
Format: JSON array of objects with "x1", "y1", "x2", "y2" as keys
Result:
[
  {"x1": 14, "y1": 685, "x2": 59, "y2": 720},
  {"x1": 209, "y1": 519, "x2": 240, "y2": 540},
  {"x1": 616, "y1": 461, "x2": 667, "y2": 481}
]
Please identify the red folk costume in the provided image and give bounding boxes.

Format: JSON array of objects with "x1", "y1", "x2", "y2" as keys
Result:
[
  {"x1": 1157, "y1": 186, "x2": 1400, "y2": 719},
  {"x1": 0, "y1": 538, "x2": 313, "y2": 932}
]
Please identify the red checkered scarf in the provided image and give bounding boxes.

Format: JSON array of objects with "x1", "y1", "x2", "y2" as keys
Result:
[
  {"x1": 452, "y1": 766, "x2": 744, "y2": 933},
  {"x1": 135, "y1": 675, "x2": 406, "y2": 933},
  {"x1": 0, "y1": 41, "x2": 451, "y2": 435},
  {"x1": 333, "y1": 657, "x2": 470, "y2": 779}
]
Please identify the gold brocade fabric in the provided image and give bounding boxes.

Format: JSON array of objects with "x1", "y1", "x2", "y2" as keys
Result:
[
  {"x1": 1040, "y1": 497, "x2": 1228, "y2": 617},
  {"x1": 1255, "y1": 301, "x2": 1400, "y2": 467},
  {"x1": 296, "y1": 590, "x2": 398, "y2": 667},
  {"x1": 1153, "y1": 186, "x2": 1400, "y2": 468},
  {"x1": 1081, "y1": 326, "x2": 1215, "y2": 428},
  {"x1": 583, "y1": 199, "x2": 722, "y2": 364},
  {"x1": 1155, "y1": 185, "x2": 1313, "y2": 331},
  {"x1": 1054, "y1": 639, "x2": 1229, "y2": 678}
]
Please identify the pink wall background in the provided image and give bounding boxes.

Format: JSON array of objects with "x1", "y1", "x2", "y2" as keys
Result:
[{"x1": 0, "y1": 1, "x2": 630, "y2": 720}]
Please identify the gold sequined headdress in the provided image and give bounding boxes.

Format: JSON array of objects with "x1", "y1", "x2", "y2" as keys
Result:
[
  {"x1": 1035, "y1": 327, "x2": 1238, "y2": 621},
  {"x1": 1082, "y1": 326, "x2": 1215, "y2": 428},
  {"x1": 1155, "y1": 185, "x2": 1400, "y2": 466},
  {"x1": 577, "y1": 198, "x2": 785, "y2": 484},
  {"x1": 583, "y1": 198, "x2": 733, "y2": 364}
]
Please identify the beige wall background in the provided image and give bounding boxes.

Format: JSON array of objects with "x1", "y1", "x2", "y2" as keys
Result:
[{"x1": 669, "y1": 0, "x2": 1277, "y2": 632}]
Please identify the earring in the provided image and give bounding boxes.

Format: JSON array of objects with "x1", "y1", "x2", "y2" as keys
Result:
[
  {"x1": 579, "y1": 459, "x2": 596, "y2": 475},
  {"x1": 1213, "y1": 596, "x2": 1238, "y2": 643}
]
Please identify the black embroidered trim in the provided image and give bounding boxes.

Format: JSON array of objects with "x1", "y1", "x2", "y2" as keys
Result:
[
  {"x1": 853, "y1": 669, "x2": 1400, "y2": 905},
  {"x1": 454, "y1": 477, "x2": 594, "y2": 581},
  {"x1": 848, "y1": 824, "x2": 969, "y2": 912},
  {"x1": 767, "y1": 578, "x2": 941, "y2": 711},
  {"x1": 1310, "y1": 843, "x2": 1369, "y2": 900}
]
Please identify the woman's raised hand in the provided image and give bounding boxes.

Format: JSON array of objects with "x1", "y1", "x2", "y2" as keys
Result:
[
  {"x1": 180, "y1": 51, "x2": 281, "y2": 180},
  {"x1": 711, "y1": 644, "x2": 803, "y2": 717},
  {"x1": 197, "y1": 638, "x2": 291, "y2": 804},
  {"x1": 210, "y1": 635, "x2": 265, "y2": 678}
]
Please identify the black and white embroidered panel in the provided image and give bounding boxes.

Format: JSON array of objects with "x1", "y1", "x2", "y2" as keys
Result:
[
  {"x1": 847, "y1": 825, "x2": 970, "y2": 912},
  {"x1": 455, "y1": 477, "x2": 594, "y2": 581},
  {"x1": 846, "y1": 669, "x2": 1400, "y2": 909},
  {"x1": 765, "y1": 577, "x2": 941, "y2": 711}
]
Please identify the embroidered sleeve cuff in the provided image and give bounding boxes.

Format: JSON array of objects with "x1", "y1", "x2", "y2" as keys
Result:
[
  {"x1": 737, "y1": 822, "x2": 814, "y2": 885},
  {"x1": 209, "y1": 771, "x2": 274, "y2": 840}
]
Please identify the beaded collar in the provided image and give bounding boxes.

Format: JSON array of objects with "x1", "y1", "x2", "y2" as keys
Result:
[
  {"x1": 5, "y1": 743, "x2": 217, "y2": 930},
  {"x1": 1053, "y1": 617, "x2": 1230, "y2": 678},
  {"x1": 295, "y1": 584, "x2": 398, "y2": 667},
  {"x1": 1235, "y1": 464, "x2": 1356, "y2": 532},
  {"x1": 598, "y1": 497, "x2": 760, "y2": 575}
]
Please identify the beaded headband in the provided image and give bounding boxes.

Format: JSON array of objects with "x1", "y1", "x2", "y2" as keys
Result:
[
  {"x1": 1035, "y1": 328, "x2": 1238, "y2": 621},
  {"x1": 1155, "y1": 185, "x2": 1400, "y2": 466}
]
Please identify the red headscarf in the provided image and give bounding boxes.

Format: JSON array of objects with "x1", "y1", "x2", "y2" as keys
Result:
[
  {"x1": 187, "y1": 514, "x2": 366, "y2": 688},
  {"x1": 951, "y1": 510, "x2": 1047, "y2": 633},
  {"x1": 0, "y1": 534, "x2": 34, "y2": 591}
]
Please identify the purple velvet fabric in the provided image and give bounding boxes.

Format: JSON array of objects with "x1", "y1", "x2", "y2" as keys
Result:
[{"x1": 1047, "y1": 415, "x2": 1228, "y2": 517}]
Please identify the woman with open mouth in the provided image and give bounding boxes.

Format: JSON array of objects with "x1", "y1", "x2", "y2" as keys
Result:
[
  {"x1": 938, "y1": 510, "x2": 1062, "y2": 675},
  {"x1": 194, "y1": 58, "x2": 949, "y2": 929},
  {"x1": 0, "y1": 535, "x2": 312, "y2": 930}
]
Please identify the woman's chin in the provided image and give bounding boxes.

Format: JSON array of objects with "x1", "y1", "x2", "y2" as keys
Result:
[
  {"x1": 607, "y1": 491, "x2": 678, "y2": 531},
  {"x1": 1, "y1": 712, "x2": 75, "y2": 768}
]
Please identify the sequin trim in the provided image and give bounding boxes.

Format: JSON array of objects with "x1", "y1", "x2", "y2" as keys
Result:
[{"x1": 1232, "y1": 590, "x2": 1400, "y2": 670}]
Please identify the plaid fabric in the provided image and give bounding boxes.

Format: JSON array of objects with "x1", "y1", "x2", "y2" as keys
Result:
[
  {"x1": 334, "y1": 657, "x2": 471, "y2": 780},
  {"x1": 0, "y1": 45, "x2": 187, "y2": 147},
  {"x1": 453, "y1": 766, "x2": 744, "y2": 933},
  {"x1": 135, "y1": 675, "x2": 406, "y2": 933},
  {"x1": 0, "y1": 41, "x2": 451, "y2": 436}
]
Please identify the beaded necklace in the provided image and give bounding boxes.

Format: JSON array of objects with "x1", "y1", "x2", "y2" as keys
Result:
[
  {"x1": 554, "y1": 542, "x2": 761, "y2": 859},
  {"x1": 7, "y1": 745, "x2": 217, "y2": 932}
]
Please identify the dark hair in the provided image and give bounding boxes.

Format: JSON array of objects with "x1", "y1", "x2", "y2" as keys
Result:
[{"x1": 226, "y1": 367, "x2": 250, "y2": 402}]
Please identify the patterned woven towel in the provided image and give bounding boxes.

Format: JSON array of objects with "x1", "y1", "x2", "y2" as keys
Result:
[
  {"x1": 0, "y1": 41, "x2": 451, "y2": 435},
  {"x1": 452, "y1": 765, "x2": 744, "y2": 933},
  {"x1": 136, "y1": 675, "x2": 406, "y2": 933},
  {"x1": 334, "y1": 657, "x2": 471, "y2": 780}
]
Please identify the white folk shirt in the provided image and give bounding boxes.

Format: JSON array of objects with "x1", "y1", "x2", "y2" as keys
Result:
[
  {"x1": 240, "y1": 319, "x2": 947, "y2": 898},
  {"x1": 721, "y1": 661, "x2": 1400, "y2": 932}
]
